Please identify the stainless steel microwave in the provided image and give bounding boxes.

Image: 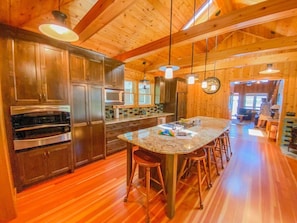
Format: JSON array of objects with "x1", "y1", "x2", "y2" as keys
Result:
[{"x1": 105, "y1": 89, "x2": 124, "y2": 105}]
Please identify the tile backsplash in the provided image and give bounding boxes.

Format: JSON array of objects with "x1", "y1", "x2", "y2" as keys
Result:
[{"x1": 105, "y1": 104, "x2": 164, "y2": 119}]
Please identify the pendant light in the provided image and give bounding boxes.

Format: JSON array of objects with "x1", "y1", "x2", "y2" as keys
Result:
[
  {"x1": 140, "y1": 61, "x2": 149, "y2": 89},
  {"x1": 201, "y1": 37, "x2": 208, "y2": 89},
  {"x1": 187, "y1": 0, "x2": 197, "y2": 85},
  {"x1": 259, "y1": 64, "x2": 280, "y2": 74},
  {"x1": 201, "y1": 0, "x2": 210, "y2": 89},
  {"x1": 39, "y1": 0, "x2": 79, "y2": 42},
  {"x1": 210, "y1": 35, "x2": 218, "y2": 91},
  {"x1": 159, "y1": 0, "x2": 179, "y2": 79}
]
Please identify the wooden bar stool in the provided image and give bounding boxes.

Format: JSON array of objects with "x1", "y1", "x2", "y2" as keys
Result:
[
  {"x1": 216, "y1": 133, "x2": 230, "y2": 169},
  {"x1": 224, "y1": 129, "x2": 232, "y2": 157},
  {"x1": 177, "y1": 148, "x2": 210, "y2": 209},
  {"x1": 124, "y1": 149, "x2": 166, "y2": 223},
  {"x1": 203, "y1": 140, "x2": 220, "y2": 186}
]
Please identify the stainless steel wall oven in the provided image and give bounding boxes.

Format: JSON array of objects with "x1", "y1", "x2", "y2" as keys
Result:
[{"x1": 10, "y1": 105, "x2": 71, "y2": 151}]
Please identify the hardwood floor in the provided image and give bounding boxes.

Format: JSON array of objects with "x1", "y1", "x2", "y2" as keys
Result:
[{"x1": 8, "y1": 122, "x2": 297, "y2": 223}]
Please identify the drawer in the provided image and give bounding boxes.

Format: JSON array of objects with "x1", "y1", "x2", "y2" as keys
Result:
[{"x1": 106, "y1": 139, "x2": 127, "y2": 155}]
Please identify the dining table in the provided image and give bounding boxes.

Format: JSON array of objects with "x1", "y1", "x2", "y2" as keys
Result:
[{"x1": 118, "y1": 116, "x2": 231, "y2": 219}]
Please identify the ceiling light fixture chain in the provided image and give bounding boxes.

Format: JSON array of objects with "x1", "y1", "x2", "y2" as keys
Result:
[
  {"x1": 201, "y1": 0, "x2": 211, "y2": 89},
  {"x1": 188, "y1": 0, "x2": 197, "y2": 85},
  {"x1": 141, "y1": 61, "x2": 149, "y2": 89},
  {"x1": 159, "y1": 0, "x2": 179, "y2": 79}
]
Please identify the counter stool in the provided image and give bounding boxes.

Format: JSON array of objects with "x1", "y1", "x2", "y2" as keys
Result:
[
  {"x1": 124, "y1": 149, "x2": 166, "y2": 223},
  {"x1": 177, "y1": 148, "x2": 210, "y2": 209},
  {"x1": 203, "y1": 140, "x2": 220, "y2": 186},
  {"x1": 216, "y1": 133, "x2": 230, "y2": 169},
  {"x1": 224, "y1": 129, "x2": 232, "y2": 157}
]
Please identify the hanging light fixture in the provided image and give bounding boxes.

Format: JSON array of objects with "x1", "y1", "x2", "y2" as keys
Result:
[
  {"x1": 201, "y1": 37, "x2": 208, "y2": 89},
  {"x1": 159, "y1": 0, "x2": 179, "y2": 79},
  {"x1": 39, "y1": 1, "x2": 79, "y2": 42},
  {"x1": 210, "y1": 35, "x2": 218, "y2": 91},
  {"x1": 201, "y1": 0, "x2": 211, "y2": 89},
  {"x1": 187, "y1": 0, "x2": 197, "y2": 85},
  {"x1": 259, "y1": 64, "x2": 280, "y2": 74},
  {"x1": 140, "y1": 61, "x2": 150, "y2": 89}
]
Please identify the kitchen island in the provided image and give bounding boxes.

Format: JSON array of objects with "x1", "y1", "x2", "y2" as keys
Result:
[{"x1": 118, "y1": 116, "x2": 231, "y2": 219}]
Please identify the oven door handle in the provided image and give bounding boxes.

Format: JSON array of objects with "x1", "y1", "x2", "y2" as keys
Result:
[
  {"x1": 13, "y1": 132, "x2": 71, "y2": 151},
  {"x1": 14, "y1": 124, "x2": 70, "y2": 132}
]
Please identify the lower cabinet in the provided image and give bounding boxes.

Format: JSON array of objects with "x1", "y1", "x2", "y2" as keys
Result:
[
  {"x1": 105, "y1": 117, "x2": 159, "y2": 156},
  {"x1": 73, "y1": 121, "x2": 105, "y2": 167},
  {"x1": 166, "y1": 115, "x2": 175, "y2": 123},
  {"x1": 16, "y1": 142, "x2": 72, "y2": 188},
  {"x1": 71, "y1": 83, "x2": 105, "y2": 167}
]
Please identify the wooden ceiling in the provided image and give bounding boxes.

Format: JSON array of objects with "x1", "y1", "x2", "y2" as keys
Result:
[{"x1": 1, "y1": 0, "x2": 297, "y2": 77}]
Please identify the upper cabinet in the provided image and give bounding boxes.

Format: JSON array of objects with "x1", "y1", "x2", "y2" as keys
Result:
[
  {"x1": 155, "y1": 76, "x2": 165, "y2": 104},
  {"x1": 69, "y1": 53, "x2": 104, "y2": 85},
  {"x1": 11, "y1": 40, "x2": 68, "y2": 105},
  {"x1": 104, "y1": 59, "x2": 124, "y2": 90}
]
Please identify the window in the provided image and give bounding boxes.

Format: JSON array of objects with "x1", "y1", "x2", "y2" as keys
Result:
[
  {"x1": 244, "y1": 93, "x2": 267, "y2": 109},
  {"x1": 138, "y1": 82, "x2": 151, "y2": 105},
  {"x1": 124, "y1": 80, "x2": 135, "y2": 105}
]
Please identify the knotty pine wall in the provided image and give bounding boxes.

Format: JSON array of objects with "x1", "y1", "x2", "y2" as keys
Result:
[{"x1": 186, "y1": 32, "x2": 297, "y2": 145}]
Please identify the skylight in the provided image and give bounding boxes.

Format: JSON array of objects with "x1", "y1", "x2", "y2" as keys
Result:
[{"x1": 182, "y1": 0, "x2": 213, "y2": 30}]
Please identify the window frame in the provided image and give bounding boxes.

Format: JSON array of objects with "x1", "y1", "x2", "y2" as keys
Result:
[
  {"x1": 244, "y1": 93, "x2": 268, "y2": 110},
  {"x1": 123, "y1": 79, "x2": 154, "y2": 107}
]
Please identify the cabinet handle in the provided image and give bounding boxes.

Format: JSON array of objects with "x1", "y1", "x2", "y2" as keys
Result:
[
  {"x1": 39, "y1": 94, "x2": 42, "y2": 101},
  {"x1": 43, "y1": 152, "x2": 47, "y2": 158},
  {"x1": 47, "y1": 151, "x2": 50, "y2": 157}
]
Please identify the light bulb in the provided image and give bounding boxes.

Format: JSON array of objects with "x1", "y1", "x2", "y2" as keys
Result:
[
  {"x1": 201, "y1": 80, "x2": 207, "y2": 89},
  {"x1": 165, "y1": 67, "x2": 173, "y2": 79},
  {"x1": 188, "y1": 76, "x2": 195, "y2": 84}
]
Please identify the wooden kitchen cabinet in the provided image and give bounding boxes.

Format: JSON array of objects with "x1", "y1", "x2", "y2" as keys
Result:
[
  {"x1": 69, "y1": 53, "x2": 104, "y2": 85},
  {"x1": 71, "y1": 83, "x2": 105, "y2": 167},
  {"x1": 17, "y1": 142, "x2": 72, "y2": 188},
  {"x1": 139, "y1": 117, "x2": 157, "y2": 129},
  {"x1": 164, "y1": 78, "x2": 187, "y2": 121},
  {"x1": 166, "y1": 115, "x2": 175, "y2": 123},
  {"x1": 155, "y1": 76, "x2": 165, "y2": 104},
  {"x1": 11, "y1": 39, "x2": 68, "y2": 105},
  {"x1": 105, "y1": 117, "x2": 157, "y2": 155},
  {"x1": 104, "y1": 59, "x2": 124, "y2": 89}
]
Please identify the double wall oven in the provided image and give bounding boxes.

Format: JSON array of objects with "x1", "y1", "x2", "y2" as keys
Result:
[{"x1": 10, "y1": 105, "x2": 71, "y2": 151}]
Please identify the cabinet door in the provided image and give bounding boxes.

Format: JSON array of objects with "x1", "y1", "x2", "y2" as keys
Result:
[
  {"x1": 17, "y1": 148, "x2": 48, "y2": 186},
  {"x1": 40, "y1": 44, "x2": 68, "y2": 104},
  {"x1": 72, "y1": 84, "x2": 90, "y2": 167},
  {"x1": 104, "y1": 62, "x2": 113, "y2": 88},
  {"x1": 177, "y1": 80, "x2": 187, "y2": 92},
  {"x1": 47, "y1": 142, "x2": 72, "y2": 177},
  {"x1": 177, "y1": 92, "x2": 187, "y2": 120},
  {"x1": 12, "y1": 40, "x2": 42, "y2": 104},
  {"x1": 86, "y1": 59, "x2": 104, "y2": 84},
  {"x1": 113, "y1": 65, "x2": 124, "y2": 89},
  {"x1": 69, "y1": 54, "x2": 86, "y2": 82},
  {"x1": 90, "y1": 121, "x2": 105, "y2": 160},
  {"x1": 89, "y1": 85, "x2": 105, "y2": 159},
  {"x1": 155, "y1": 76, "x2": 165, "y2": 104},
  {"x1": 104, "y1": 62, "x2": 124, "y2": 89}
]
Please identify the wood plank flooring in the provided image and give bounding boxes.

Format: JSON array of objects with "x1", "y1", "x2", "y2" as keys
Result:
[{"x1": 7, "y1": 122, "x2": 297, "y2": 223}]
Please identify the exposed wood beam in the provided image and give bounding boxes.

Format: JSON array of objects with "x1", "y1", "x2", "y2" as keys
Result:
[
  {"x1": 114, "y1": 0, "x2": 297, "y2": 62},
  {"x1": 173, "y1": 51, "x2": 297, "y2": 76},
  {"x1": 73, "y1": 0, "x2": 136, "y2": 44},
  {"x1": 147, "y1": 35, "x2": 297, "y2": 72}
]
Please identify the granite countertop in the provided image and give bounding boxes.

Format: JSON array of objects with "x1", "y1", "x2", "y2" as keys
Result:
[
  {"x1": 118, "y1": 116, "x2": 231, "y2": 155},
  {"x1": 105, "y1": 112, "x2": 174, "y2": 125}
]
